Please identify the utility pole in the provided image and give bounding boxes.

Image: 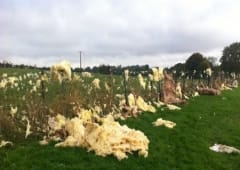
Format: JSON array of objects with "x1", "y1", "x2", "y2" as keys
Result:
[{"x1": 79, "y1": 51, "x2": 82, "y2": 72}]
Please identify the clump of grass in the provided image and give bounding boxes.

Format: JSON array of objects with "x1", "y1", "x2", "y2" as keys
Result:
[
  {"x1": 49, "y1": 81, "x2": 83, "y2": 118},
  {"x1": 22, "y1": 92, "x2": 51, "y2": 139},
  {"x1": 0, "y1": 107, "x2": 24, "y2": 141}
]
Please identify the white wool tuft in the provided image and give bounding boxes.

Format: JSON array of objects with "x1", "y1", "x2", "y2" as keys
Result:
[
  {"x1": 127, "y1": 93, "x2": 135, "y2": 107},
  {"x1": 152, "y1": 67, "x2": 164, "y2": 82},
  {"x1": 193, "y1": 91, "x2": 200, "y2": 97},
  {"x1": 10, "y1": 106, "x2": 18, "y2": 117},
  {"x1": 205, "y1": 68, "x2": 212, "y2": 76},
  {"x1": 136, "y1": 96, "x2": 156, "y2": 113},
  {"x1": 48, "y1": 114, "x2": 67, "y2": 131},
  {"x1": 50, "y1": 60, "x2": 72, "y2": 82},
  {"x1": 232, "y1": 80, "x2": 238, "y2": 88},
  {"x1": 81, "y1": 72, "x2": 92, "y2": 78},
  {"x1": 2, "y1": 73, "x2": 7, "y2": 78},
  {"x1": 104, "y1": 82, "x2": 111, "y2": 92},
  {"x1": 92, "y1": 78, "x2": 100, "y2": 89},
  {"x1": 152, "y1": 118, "x2": 176, "y2": 128},
  {"x1": 22, "y1": 116, "x2": 32, "y2": 139},
  {"x1": 0, "y1": 140, "x2": 13, "y2": 147},
  {"x1": 0, "y1": 79, "x2": 8, "y2": 88},
  {"x1": 138, "y1": 74, "x2": 146, "y2": 89},
  {"x1": 148, "y1": 74, "x2": 153, "y2": 81},
  {"x1": 124, "y1": 69, "x2": 129, "y2": 81},
  {"x1": 220, "y1": 84, "x2": 232, "y2": 91},
  {"x1": 210, "y1": 144, "x2": 240, "y2": 154},
  {"x1": 176, "y1": 82, "x2": 182, "y2": 99},
  {"x1": 166, "y1": 104, "x2": 181, "y2": 110}
]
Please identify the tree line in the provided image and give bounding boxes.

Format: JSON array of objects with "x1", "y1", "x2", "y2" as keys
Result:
[
  {"x1": 169, "y1": 42, "x2": 240, "y2": 78},
  {"x1": 1, "y1": 42, "x2": 240, "y2": 76}
]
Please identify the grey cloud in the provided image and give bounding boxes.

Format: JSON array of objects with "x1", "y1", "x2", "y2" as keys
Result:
[{"x1": 1, "y1": 0, "x2": 240, "y2": 67}]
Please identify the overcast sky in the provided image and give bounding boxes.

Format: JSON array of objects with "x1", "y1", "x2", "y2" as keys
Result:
[{"x1": 1, "y1": 0, "x2": 240, "y2": 68}]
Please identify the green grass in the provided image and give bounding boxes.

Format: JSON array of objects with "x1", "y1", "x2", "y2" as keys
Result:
[{"x1": 1, "y1": 88, "x2": 240, "y2": 169}]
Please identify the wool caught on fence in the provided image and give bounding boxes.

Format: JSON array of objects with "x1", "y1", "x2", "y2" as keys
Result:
[
  {"x1": 92, "y1": 78, "x2": 101, "y2": 89},
  {"x1": 50, "y1": 60, "x2": 72, "y2": 83},
  {"x1": 138, "y1": 74, "x2": 146, "y2": 89}
]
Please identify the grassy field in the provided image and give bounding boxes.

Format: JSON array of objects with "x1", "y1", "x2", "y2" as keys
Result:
[{"x1": 1, "y1": 86, "x2": 240, "y2": 169}]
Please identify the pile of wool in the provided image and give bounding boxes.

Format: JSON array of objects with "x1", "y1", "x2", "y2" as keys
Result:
[
  {"x1": 152, "y1": 118, "x2": 176, "y2": 128},
  {"x1": 44, "y1": 114, "x2": 69, "y2": 143},
  {"x1": 84, "y1": 116, "x2": 149, "y2": 160},
  {"x1": 76, "y1": 108, "x2": 101, "y2": 124},
  {"x1": 50, "y1": 60, "x2": 71, "y2": 82},
  {"x1": 48, "y1": 114, "x2": 67, "y2": 131},
  {"x1": 55, "y1": 115, "x2": 149, "y2": 161},
  {"x1": 55, "y1": 117, "x2": 86, "y2": 147},
  {"x1": 136, "y1": 96, "x2": 156, "y2": 113},
  {"x1": 127, "y1": 94, "x2": 156, "y2": 113}
]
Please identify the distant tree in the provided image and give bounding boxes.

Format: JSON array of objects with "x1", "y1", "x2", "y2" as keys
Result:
[
  {"x1": 169, "y1": 63, "x2": 185, "y2": 77},
  {"x1": 220, "y1": 42, "x2": 240, "y2": 73},
  {"x1": 85, "y1": 66, "x2": 91, "y2": 72},
  {"x1": 199, "y1": 58, "x2": 211, "y2": 71},
  {"x1": 207, "y1": 57, "x2": 219, "y2": 66},
  {"x1": 92, "y1": 66, "x2": 99, "y2": 73},
  {"x1": 185, "y1": 52, "x2": 211, "y2": 78},
  {"x1": 0, "y1": 60, "x2": 13, "y2": 67},
  {"x1": 79, "y1": 64, "x2": 150, "y2": 76},
  {"x1": 99, "y1": 64, "x2": 111, "y2": 74}
]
